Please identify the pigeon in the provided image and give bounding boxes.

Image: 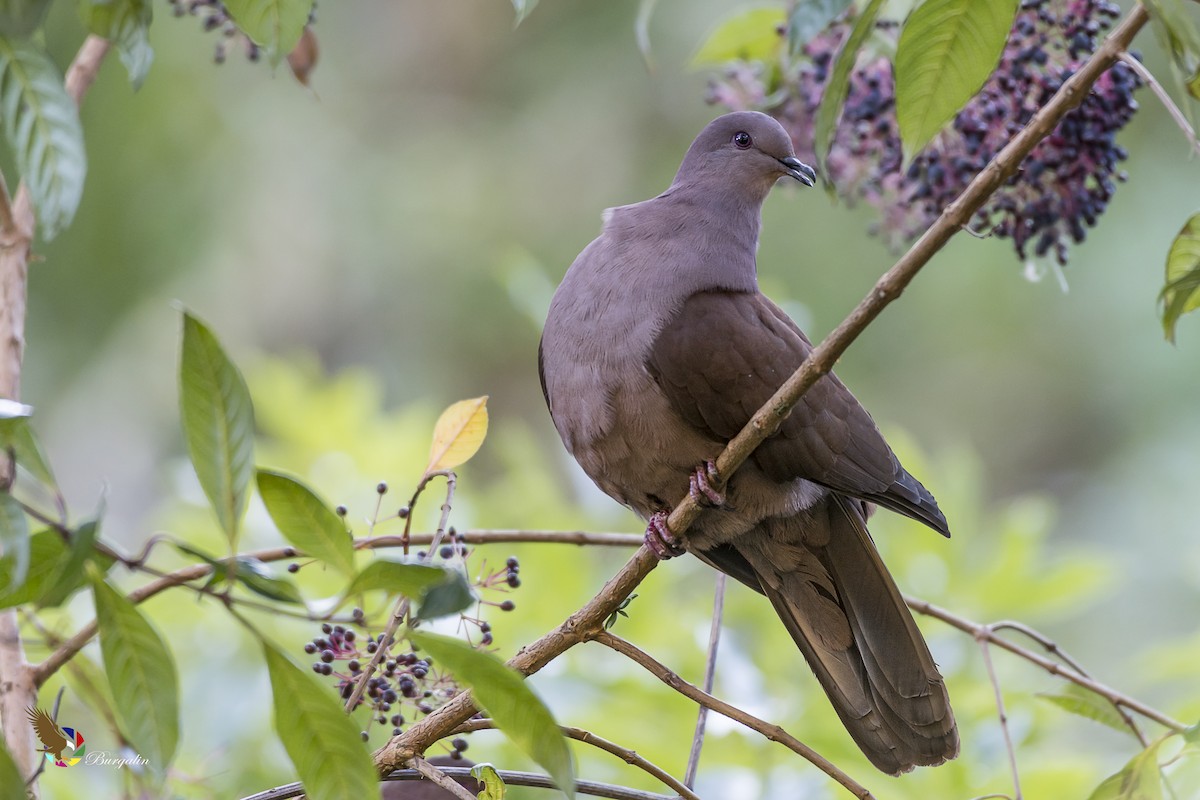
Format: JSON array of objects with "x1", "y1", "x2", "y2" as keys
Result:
[{"x1": 538, "y1": 111, "x2": 958, "y2": 774}]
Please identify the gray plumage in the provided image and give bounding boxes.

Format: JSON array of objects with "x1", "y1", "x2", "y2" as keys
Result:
[{"x1": 538, "y1": 111, "x2": 958, "y2": 775}]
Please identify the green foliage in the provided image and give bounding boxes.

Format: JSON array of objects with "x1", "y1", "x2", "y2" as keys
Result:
[
  {"x1": 256, "y1": 469, "x2": 356, "y2": 578},
  {"x1": 691, "y1": 6, "x2": 786, "y2": 67},
  {"x1": 409, "y1": 631, "x2": 575, "y2": 799},
  {"x1": 0, "y1": 36, "x2": 85, "y2": 239},
  {"x1": 813, "y1": 0, "x2": 886, "y2": 168},
  {"x1": 1160, "y1": 211, "x2": 1200, "y2": 343},
  {"x1": 222, "y1": 0, "x2": 312, "y2": 66},
  {"x1": 93, "y1": 573, "x2": 180, "y2": 778},
  {"x1": 78, "y1": 0, "x2": 154, "y2": 89},
  {"x1": 261, "y1": 640, "x2": 380, "y2": 800},
  {"x1": 894, "y1": 0, "x2": 1019, "y2": 161},
  {"x1": 0, "y1": 0, "x2": 51, "y2": 38},
  {"x1": 0, "y1": 528, "x2": 62, "y2": 606},
  {"x1": 176, "y1": 543, "x2": 304, "y2": 604},
  {"x1": 788, "y1": 0, "x2": 852, "y2": 56},
  {"x1": 37, "y1": 519, "x2": 98, "y2": 607},
  {"x1": 0, "y1": 414, "x2": 55, "y2": 490},
  {"x1": 180, "y1": 311, "x2": 256, "y2": 549},
  {"x1": 1039, "y1": 684, "x2": 1136, "y2": 739},
  {"x1": 0, "y1": 493, "x2": 27, "y2": 592},
  {"x1": 1144, "y1": 0, "x2": 1200, "y2": 101},
  {"x1": 344, "y1": 559, "x2": 475, "y2": 620},
  {"x1": 0, "y1": 738, "x2": 23, "y2": 797},
  {"x1": 1086, "y1": 738, "x2": 1165, "y2": 800},
  {"x1": 473, "y1": 763, "x2": 506, "y2": 799}
]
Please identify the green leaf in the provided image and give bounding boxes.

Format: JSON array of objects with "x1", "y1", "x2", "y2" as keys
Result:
[
  {"x1": 1144, "y1": 0, "x2": 1200, "y2": 101},
  {"x1": 257, "y1": 470, "x2": 355, "y2": 578},
  {"x1": 222, "y1": 0, "x2": 312, "y2": 66},
  {"x1": 0, "y1": 493, "x2": 28, "y2": 592},
  {"x1": 0, "y1": 0, "x2": 52, "y2": 37},
  {"x1": 175, "y1": 542, "x2": 304, "y2": 604},
  {"x1": 180, "y1": 311, "x2": 255, "y2": 548},
  {"x1": 1087, "y1": 739, "x2": 1165, "y2": 800},
  {"x1": 0, "y1": 528, "x2": 64, "y2": 607},
  {"x1": 79, "y1": 0, "x2": 154, "y2": 89},
  {"x1": 1039, "y1": 684, "x2": 1135, "y2": 738},
  {"x1": 1160, "y1": 211, "x2": 1200, "y2": 343},
  {"x1": 409, "y1": 631, "x2": 574, "y2": 799},
  {"x1": 813, "y1": 0, "x2": 886, "y2": 170},
  {"x1": 692, "y1": 6, "x2": 786, "y2": 67},
  {"x1": 788, "y1": 0, "x2": 852, "y2": 55},
  {"x1": 0, "y1": 37, "x2": 86, "y2": 239},
  {"x1": 0, "y1": 414, "x2": 56, "y2": 489},
  {"x1": 38, "y1": 519, "x2": 98, "y2": 607},
  {"x1": 93, "y1": 574, "x2": 180, "y2": 776},
  {"x1": 262, "y1": 640, "x2": 380, "y2": 800},
  {"x1": 344, "y1": 559, "x2": 448, "y2": 599},
  {"x1": 894, "y1": 0, "x2": 1018, "y2": 161},
  {"x1": 472, "y1": 763, "x2": 505, "y2": 800},
  {"x1": 0, "y1": 738, "x2": 24, "y2": 798},
  {"x1": 510, "y1": 0, "x2": 538, "y2": 27},
  {"x1": 413, "y1": 569, "x2": 475, "y2": 621}
]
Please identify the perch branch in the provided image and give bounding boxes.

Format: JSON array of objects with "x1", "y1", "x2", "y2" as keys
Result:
[
  {"x1": 372, "y1": 1, "x2": 1153, "y2": 787},
  {"x1": 977, "y1": 638, "x2": 1022, "y2": 800},
  {"x1": 452, "y1": 718, "x2": 700, "y2": 800}
]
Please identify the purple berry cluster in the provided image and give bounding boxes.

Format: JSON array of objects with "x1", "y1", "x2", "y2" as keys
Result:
[
  {"x1": 167, "y1": 0, "x2": 317, "y2": 65},
  {"x1": 709, "y1": 0, "x2": 1139, "y2": 265},
  {"x1": 305, "y1": 618, "x2": 452, "y2": 739}
]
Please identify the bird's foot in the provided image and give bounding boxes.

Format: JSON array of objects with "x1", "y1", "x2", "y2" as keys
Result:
[
  {"x1": 644, "y1": 511, "x2": 686, "y2": 559},
  {"x1": 689, "y1": 460, "x2": 726, "y2": 508}
]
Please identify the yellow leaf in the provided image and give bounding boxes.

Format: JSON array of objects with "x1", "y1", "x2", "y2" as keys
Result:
[{"x1": 426, "y1": 396, "x2": 489, "y2": 473}]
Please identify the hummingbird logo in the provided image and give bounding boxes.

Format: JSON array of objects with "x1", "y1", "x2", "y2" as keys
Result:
[{"x1": 26, "y1": 707, "x2": 86, "y2": 767}]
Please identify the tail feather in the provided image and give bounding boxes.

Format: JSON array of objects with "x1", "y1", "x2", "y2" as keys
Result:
[{"x1": 726, "y1": 494, "x2": 958, "y2": 775}]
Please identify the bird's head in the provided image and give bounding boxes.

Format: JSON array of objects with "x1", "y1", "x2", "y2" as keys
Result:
[{"x1": 671, "y1": 111, "x2": 816, "y2": 200}]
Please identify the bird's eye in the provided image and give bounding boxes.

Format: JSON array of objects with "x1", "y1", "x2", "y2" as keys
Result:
[{"x1": 733, "y1": 131, "x2": 752, "y2": 149}]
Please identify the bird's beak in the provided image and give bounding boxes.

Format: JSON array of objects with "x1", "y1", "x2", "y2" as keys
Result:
[{"x1": 780, "y1": 156, "x2": 817, "y2": 187}]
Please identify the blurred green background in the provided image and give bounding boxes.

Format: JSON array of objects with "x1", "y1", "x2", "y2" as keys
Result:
[{"x1": 20, "y1": 0, "x2": 1200, "y2": 798}]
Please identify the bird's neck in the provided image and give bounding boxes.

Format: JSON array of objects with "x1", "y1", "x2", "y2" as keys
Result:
[{"x1": 649, "y1": 185, "x2": 763, "y2": 292}]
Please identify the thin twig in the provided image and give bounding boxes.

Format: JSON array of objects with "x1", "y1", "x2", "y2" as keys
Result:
[
  {"x1": 907, "y1": 596, "x2": 1185, "y2": 732},
  {"x1": 977, "y1": 635, "x2": 1022, "y2": 800},
  {"x1": 453, "y1": 718, "x2": 701, "y2": 800},
  {"x1": 239, "y1": 768, "x2": 676, "y2": 800},
  {"x1": 409, "y1": 756, "x2": 477, "y2": 800},
  {"x1": 1118, "y1": 52, "x2": 1200, "y2": 157},
  {"x1": 594, "y1": 631, "x2": 874, "y2": 800},
  {"x1": 357, "y1": 530, "x2": 643, "y2": 549},
  {"x1": 374, "y1": 5, "x2": 1154, "y2": 780},
  {"x1": 990, "y1": 620, "x2": 1148, "y2": 746},
  {"x1": 684, "y1": 572, "x2": 725, "y2": 790},
  {"x1": 344, "y1": 472, "x2": 456, "y2": 712}
]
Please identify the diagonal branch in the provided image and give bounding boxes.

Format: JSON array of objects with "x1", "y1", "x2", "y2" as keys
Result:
[
  {"x1": 595, "y1": 631, "x2": 874, "y2": 799},
  {"x1": 373, "y1": 1, "x2": 1152, "y2": 787}
]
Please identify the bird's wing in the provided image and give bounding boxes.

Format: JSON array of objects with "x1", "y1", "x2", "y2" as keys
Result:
[
  {"x1": 645, "y1": 289, "x2": 948, "y2": 535},
  {"x1": 26, "y1": 707, "x2": 67, "y2": 753}
]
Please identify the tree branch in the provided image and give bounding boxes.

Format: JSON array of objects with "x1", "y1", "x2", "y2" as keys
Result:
[
  {"x1": 372, "y1": 1, "x2": 1153, "y2": 785},
  {"x1": 453, "y1": 718, "x2": 700, "y2": 800},
  {"x1": 409, "y1": 756, "x2": 476, "y2": 800},
  {"x1": 594, "y1": 631, "x2": 875, "y2": 800},
  {"x1": 906, "y1": 596, "x2": 1185, "y2": 732},
  {"x1": 684, "y1": 572, "x2": 725, "y2": 789}
]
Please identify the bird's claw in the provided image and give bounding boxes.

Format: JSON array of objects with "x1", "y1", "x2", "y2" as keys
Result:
[
  {"x1": 644, "y1": 511, "x2": 686, "y2": 559},
  {"x1": 689, "y1": 460, "x2": 726, "y2": 508}
]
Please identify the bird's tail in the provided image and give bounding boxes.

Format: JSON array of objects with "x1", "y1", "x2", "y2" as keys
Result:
[{"x1": 731, "y1": 494, "x2": 958, "y2": 775}]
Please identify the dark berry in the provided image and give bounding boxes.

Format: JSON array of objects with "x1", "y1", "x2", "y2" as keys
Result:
[
  {"x1": 287, "y1": 563, "x2": 300, "y2": 573},
  {"x1": 499, "y1": 600, "x2": 515, "y2": 612},
  {"x1": 336, "y1": 505, "x2": 347, "y2": 516},
  {"x1": 506, "y1": 557, "x2": 518, "y2": 569},
  {"x1": 397, "y1": 506, "x2": 410, "y2": 519},
  {"x1": 304, "y1": 643, "x2": 317, "y2": 654},
  {"x1": 439, "y1": 545, "x2": 454, "y2": 559},
  {"x1": 376, "y1": 482, "x2": 388, "y2": 494},
  {"x1": 507, "y1": 574, "x2": 521, "y2": 589},
  {"x1": 452, "y1": 738, "x2": 468, "y2": 751},
  {"x1": 320, "y1": 650, "x2": 334, "y2": 663},
  {"x1": 321, "y1": 623, "x2": 333, "y2": 635}
]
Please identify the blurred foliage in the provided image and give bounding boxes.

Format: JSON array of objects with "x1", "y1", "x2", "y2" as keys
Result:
[{"x1": 1, "y1": 0, "x2": 1196, "y2": 798}]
